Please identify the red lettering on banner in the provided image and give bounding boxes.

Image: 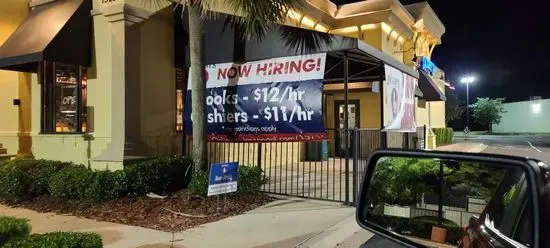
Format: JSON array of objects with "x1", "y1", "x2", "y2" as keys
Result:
[
  {"x1": 239, "y1": 65, "x2": 252, "y2": 77},
  {"x1": 267, "y1": 63, "x2": 274, "y2": 75},
  {"x1": 214, "y1": 58, "x2": 323, "y2": 78},
  {"x1": 217, "y1": 65, "x2": 252, "y2": 79},
  {"x1": 227, "y1": 67, "x2": 237, "y2": 78},
  {"x1": 401, "y1": 103, "x2": 414, "y2": 129},
  {"x1": 289, "y1": 60, "x2": 301, "y2": 73},
  {"x1": 256, "y1": 63, "x2": 269, "y2": 76},
  {"x1": 302, "y1": 59, "x2": 316, "y2": 72},
  {"x1": 272, "y1": 63, "x2": 284, "y2": 75},
  {"x1": 284, "y1": 61, "x2": 290, "y2": 74}
]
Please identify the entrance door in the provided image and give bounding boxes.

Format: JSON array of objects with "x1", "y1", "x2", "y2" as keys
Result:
[{"x1": 334, "y1": 100, "x2": 360, "y2": 157}]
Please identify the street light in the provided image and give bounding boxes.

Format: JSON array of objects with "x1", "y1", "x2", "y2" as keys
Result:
[{"x1": 460, "y1": 76, "x2": 476, "y2": 132}]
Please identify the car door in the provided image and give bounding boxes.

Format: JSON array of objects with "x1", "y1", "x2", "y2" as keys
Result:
[{"x1": 473, "y1": 169, "x2": 534, "y2": 248}]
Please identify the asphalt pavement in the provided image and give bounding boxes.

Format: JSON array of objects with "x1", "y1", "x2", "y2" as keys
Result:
[{"x1": 454, "y1": 134, "x2": 550, "y2": 163}]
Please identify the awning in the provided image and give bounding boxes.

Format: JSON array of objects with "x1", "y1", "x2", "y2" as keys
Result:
[
  {"x1": 175, "y1": 9, "x2": 419, "y2": 81},
  {"x1": 418, "y1": 70, "x2": 446, "y2": 101},
  {"x1": 0, "y1": 0, "x2": 92, "y2": 72},
  {"x1": 415, "y1": 86, "x2": 423, "y2": 98}
]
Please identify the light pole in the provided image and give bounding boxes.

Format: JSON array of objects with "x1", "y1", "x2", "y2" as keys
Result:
[{"x1": 460, "y1": 76, "x2": 476, "y2": 132}]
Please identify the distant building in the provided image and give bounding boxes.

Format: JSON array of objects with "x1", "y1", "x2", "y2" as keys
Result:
[{"x1": 492, "y1": 99, "x2": 550, "y2": 133}]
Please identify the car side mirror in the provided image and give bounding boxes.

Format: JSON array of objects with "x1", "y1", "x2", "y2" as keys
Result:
[{"x1": 356, "y1": 150, "x2": 542, "y2": 248}]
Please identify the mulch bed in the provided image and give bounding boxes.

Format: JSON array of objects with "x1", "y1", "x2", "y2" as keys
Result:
[{"x1": 5, "y1": 191, "x2": 274, "y2": 233}]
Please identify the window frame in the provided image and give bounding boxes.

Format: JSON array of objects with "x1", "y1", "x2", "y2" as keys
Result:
[{"x1": 40, "y1": 61, "x2": 87, "y2": 134}]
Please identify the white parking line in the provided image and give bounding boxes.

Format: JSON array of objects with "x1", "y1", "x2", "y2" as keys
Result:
[{"x1": 526, "y1": 140, "x2": 542, "y2": 153}]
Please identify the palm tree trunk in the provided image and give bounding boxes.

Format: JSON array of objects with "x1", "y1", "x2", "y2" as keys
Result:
[{"x1": 188, "y1": 4, "x2": 207, "y2": 171}]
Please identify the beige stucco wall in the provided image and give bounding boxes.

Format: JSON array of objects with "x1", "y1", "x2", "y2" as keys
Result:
[
  {"x1": 416, "y1": 99, "x2": 428, "y2": 127},
  {"x1": 0, "y1": 0, "x2": 31, "y2": 156},
  {"x1": 29, "y1": 8, "x2": 113, "y2": 168},
  {"x1": 427, "y1": 101, "x2": 446, "y2": 128},
  {"x1": 415, "y1": 101, "x2": 446, "y2": 129},
  {"x1": 136, "y1": 7, "x2": 181, "y2": 157}
]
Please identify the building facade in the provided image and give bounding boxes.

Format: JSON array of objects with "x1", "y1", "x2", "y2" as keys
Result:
[{"x1": 0, "y1": 0, "x2": 448, "y2": 167}]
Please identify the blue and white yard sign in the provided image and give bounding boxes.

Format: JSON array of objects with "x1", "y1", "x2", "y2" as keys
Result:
[
  {"x1": 208, "y1": 162, "x2": 239, "y2": 196},
  {"x1": 185, "y1": 53, "x2": 328, "y2": 142}
]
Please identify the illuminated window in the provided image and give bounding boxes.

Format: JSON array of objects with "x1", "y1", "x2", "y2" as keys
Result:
[
  {"x1": 176, "y1": 67, "x2": 186, "y2": 131},
  {"x1": 40, "y1": 62, "x2": 87, "y2": 133}
]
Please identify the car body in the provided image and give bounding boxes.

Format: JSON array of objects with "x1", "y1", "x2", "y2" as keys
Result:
[
  {"x1": 356, "y1": 150, "x2": 550, "y2": 248},
  {"x1": 459, "y1": 158, "x2": 549, "y2": 248}
]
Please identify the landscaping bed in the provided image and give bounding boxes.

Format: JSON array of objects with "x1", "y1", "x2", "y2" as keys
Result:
[
  {"x1": 0, "y1": 157, "x2": 273, "y2": 233},
  {"x1": 5, "y1": 190, "x2": 273, "y2": 232}
]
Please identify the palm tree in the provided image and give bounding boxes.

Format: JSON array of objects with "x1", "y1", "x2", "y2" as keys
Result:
[{"x1": 152, "y1": 0, "x2": 307, "y2": 171}]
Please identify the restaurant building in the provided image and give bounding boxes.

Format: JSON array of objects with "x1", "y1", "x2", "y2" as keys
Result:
[{"x1": 0, "y1": 0, "x2": 447, "y2": 168}]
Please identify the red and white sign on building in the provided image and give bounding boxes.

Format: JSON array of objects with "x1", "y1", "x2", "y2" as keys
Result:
[{"x1": 384, "y1": 65, "x2": 417, "y2": 132}]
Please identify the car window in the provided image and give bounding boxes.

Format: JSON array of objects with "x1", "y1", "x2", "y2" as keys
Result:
[{"x1": 484, "y1": 168, "x2": 532, "y2": 247}]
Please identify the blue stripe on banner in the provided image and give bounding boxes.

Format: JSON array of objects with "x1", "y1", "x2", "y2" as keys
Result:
[{"x1": 185, "y1": 79, "x2": 325, "y2": 141}]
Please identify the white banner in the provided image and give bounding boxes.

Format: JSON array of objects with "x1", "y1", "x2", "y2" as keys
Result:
[
  {"x1": 385, "y1": 65, "x2": 403, "y2": 124},
  {"x1": 188, "y1": 53, "x2": 327, "y2": 89},
  {"x1": 384, "y1": 65, "x2": 417, "y2": 132}
]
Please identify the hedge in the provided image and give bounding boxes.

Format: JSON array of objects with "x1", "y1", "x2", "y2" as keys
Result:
[
  {"x1": 433, "y1": 128, "x2": 454, "y2": 146},
  {"x1": 0, "y1": 216, "x2": 31, "y2": 246},
  {"x1": 3, "y1": 232, "x2": 102, "y2": 248},
  {"x1": 124, "y1": 156, "x2": 193, "y2": 195},
  {"x1": 367, "y1": 214, "x2": 465, "y2": 245},
  {"x1": 0, "y1": 156, "x2": 193, "y2": 203},
  {"x1": 189, "y1": 166, "x2": 266, "y2": 196},
  {"x1": 0, "y1": 159, "x2": 72, "y2": 202}
]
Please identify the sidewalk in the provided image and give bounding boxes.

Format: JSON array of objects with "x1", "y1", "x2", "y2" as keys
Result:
[
  {"x1": 435, "y1": 142, "x2": 487, "y2": 153},
  {"x1": 1, "y1": 197, "x2": 359, "y2": 248},
  {"x1": 0, "y1": 205, "x2": 171, "y2": 247}
]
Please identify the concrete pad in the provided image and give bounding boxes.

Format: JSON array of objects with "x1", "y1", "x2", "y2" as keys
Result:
[
  {"x1": 296, "y1": 214, "x2": 374, "y2": 248},
  {"x1": 1, "y1": 198, "x2": 358, "y2": 248},
  {"x1": 436, "y1": 142, "x2": 487, "y2": 153},
  {"x1": 158, "y1": 198, "x2": 355, "y2": 248}
]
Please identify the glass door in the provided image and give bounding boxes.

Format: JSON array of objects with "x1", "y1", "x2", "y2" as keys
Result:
[{"x1": 334, "y1": 100, "x2": 360, "y2": 157}]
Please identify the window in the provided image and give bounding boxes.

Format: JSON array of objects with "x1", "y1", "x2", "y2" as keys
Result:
[
  {"x1": 41, "y1": 62, "x2": 87, "y2": 133},
  {"x1": 484, "y1": 168, "x2": 533, "y2": 247},
  {"x1": 176, "y1": 67, "x2": 186, "y2": 132}
]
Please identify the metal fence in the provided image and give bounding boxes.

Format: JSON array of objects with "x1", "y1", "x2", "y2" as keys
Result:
[{"x1": 186, "y1": 127, "x2": 426, "y2": 205}]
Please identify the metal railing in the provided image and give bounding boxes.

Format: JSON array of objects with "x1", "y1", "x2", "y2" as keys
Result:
[{"x1": 185, "y1": 127, "x2": 426, "y2": 205}]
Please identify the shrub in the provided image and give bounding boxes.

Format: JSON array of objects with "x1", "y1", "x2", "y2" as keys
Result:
[
  {"x1": 237, "y1": 166, "x2": 266, "y2": 195},
  {"x1": 433, "y1": 128, "x2": 454, "y2": 146},
  {"x1": 124, "y1": 156, "x2": 192, "y2": 195},
  {"x1": 3, "y1": 232, "x2": 102, "y2": 248},
  {"x1": 48, "y1": 166, "x2": 92, "y2": 199},
  {"x1": 367, "y1": 214, "x2": 465, "y2": 244},
  {"x1": 188, "y1": 169, "x2": 209, "y2": 196},
  {"x1": 85, "y1": 170, "x2": 128, "y2": 201},
  {"x1": 0, "y1": 159, "x2": 71, "y2": 201},
  {"x1": 0, "y1": 216, "x2": 31, "y2": 246},
  {"x1": 188, "y1": 166, "x2": 266, "y2": 197}
]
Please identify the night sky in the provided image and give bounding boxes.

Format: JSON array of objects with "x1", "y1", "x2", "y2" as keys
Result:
[{"x1": 334, "y1": 0, "x2": 549, "y2": 103}]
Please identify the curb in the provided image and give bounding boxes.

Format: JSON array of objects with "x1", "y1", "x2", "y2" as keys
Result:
[{"x1": 467, "y1": 143, "x2": 488, "y2": 153}]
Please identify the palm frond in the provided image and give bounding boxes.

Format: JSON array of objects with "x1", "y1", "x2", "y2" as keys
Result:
[
  {"x1": 225, "y1": 0, "x2": 305, "y2": 40},
  {"x1": 137, "y1": 0, "x2": 173, "y2": 12},
  {"x1": 279, "y1": 25, "x2": 334, "y2": 54}
]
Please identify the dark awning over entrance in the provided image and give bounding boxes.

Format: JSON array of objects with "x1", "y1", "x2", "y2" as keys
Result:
[
  {"x1": 0, "y1": 0, "x2": 92, "y2": 72},
  {"x1": 418, "y1": 70, "x2": 446, "y2": 101}
]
